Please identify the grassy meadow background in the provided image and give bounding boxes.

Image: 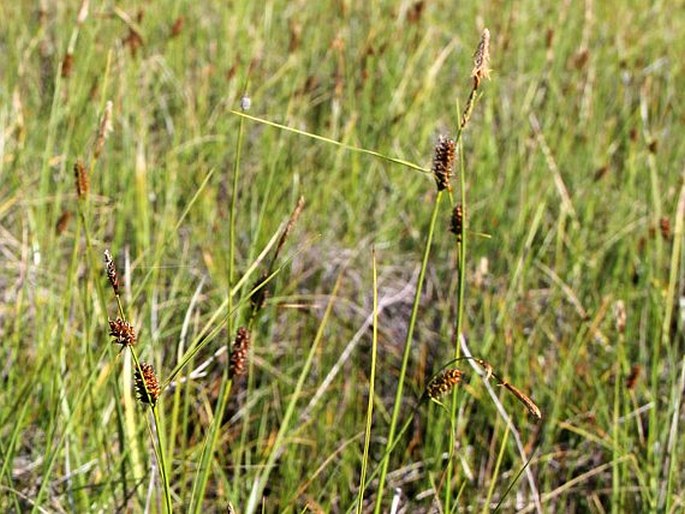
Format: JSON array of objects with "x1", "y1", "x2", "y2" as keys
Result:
[{"x1": 1, "y1": 0, "x2": 684, "y2": 512}]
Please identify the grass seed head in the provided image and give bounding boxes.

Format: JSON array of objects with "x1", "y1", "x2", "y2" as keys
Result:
[
  {"x1": 472, "y1": 28, "x2": 491, "y2": 88},
  {"x1": 135, "y1": 362, "x2": 160, "y2": 406},
  {"x1": 55, "y1": 210, "x2": 72, "y2": 235},
  {"x1": 450, "y1": 204, "x2": 464, "y2": 241},
  {"x1": 229, "y1": 327, "x2": 251, "y2": 379},
  {"x1": 626, "y1": 365, "x2": 641, "y2": 390},
  {"x1": 74, "y1": 159, "x2": 89, "y2": 198},
  {"x1": 109, "y1": 318, "x2": 136, "y2": 347},
  {"x1": 275, "y1": 195, "x2": 305, "y2": 259},
  {"x1": 104, "y1": 249, "x2": 120, "y2": 296},
  {"x1": 659, "y1": 217, "x2": 671, "y2": 241},
  {"x1": 61, "y1": 53, "x2": 74, "y2": 78},
  {"x1": 432, "y1": 135, "x2": 455, "y2": 192},
  {"x1": 94, "y1": 100, "x2": 113, "y2": 160},
  {"x1": 427, "y1": 368, "x2": 462, "y2": 399}
]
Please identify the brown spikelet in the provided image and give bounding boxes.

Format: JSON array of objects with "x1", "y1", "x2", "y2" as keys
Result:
[
  {"x1": 432, "y1": 135, "x2": 455, "y2": 192},
  {"x1": 109, "y1": 318, "x2": 136, "y2": 347},
  {"x1": 648, "y1": 139, "x2": 658, "y2": 154},
  {"x1": 659, "y1": 217, "x2": 671, "y2": 241},
  {"x1": 426, "y1": 368, "x2": 462, "y2": 400},
  {"x1": 229, "y1": 327, "x2": 251, "y2": 379},
  {"x1": 626, "y1": 365, "x2": 641, "y2": 390},
  {"x1": 104, "y1": 249, "x2": 120, "y2": 296},
  {"x1": 170, "y1": 16, "x2": 184, "y2": 38},
  {"x1": 74, "y1": 160, "x2": 89, "y2": 198},
  {"x1": 275, "y1": 196, "x2": 305, "y2": 260},
  {"x1": 406, "y1": 1, "x2": 425, "y2": 24},
  {"x1": 472, "y1": 28, "x2": 491, "y2": 89},
  {"x1": 93, "y1": 101, "x2": 113, "y2": 160},
  {"x1": 500, "y1": 381, "x2": 542, "y2": 420},
  {"x1": 55, "y1": 210, "x2": 72, "y2": 235},
  {"x1": 61, "y1": 53, "x2": 74, "y2": 78},
  {"x1": 450, "y1": 204, "x2": 464, "y2": 241},
  {"x1": 135, "y1": 362, "x2": 160, "y2": 406},
  {"x1": 123, "y1": 28, "x2": 144, "y2": 56}
]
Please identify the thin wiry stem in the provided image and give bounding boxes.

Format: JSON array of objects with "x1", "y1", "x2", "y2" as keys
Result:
[
  {"x1": 374, "y1": 191, "x2": 444, "y2": 513},
  {"x1": 357, "y1": 249, "x2": 379, "y2": 513}
]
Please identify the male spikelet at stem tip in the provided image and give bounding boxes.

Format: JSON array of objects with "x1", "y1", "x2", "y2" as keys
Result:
[
  {"x1": 135, "y1": 362, "x2": 160, "y2": 406},
  {"x1": 229, "y1": 327, "x2": 251, "y2": 379},
  {"x1": 471, "y1": 28, "x2": 491, "y2": 89},
  {"x1": 460, "y1": 28, "x2": 491, "y2": 131},
  {"x1": 432, "y1": 135, "x2": 456, "y2": 192},
  {"x1": 426, "y1": 368, "x2": 463, "y2": 400}
]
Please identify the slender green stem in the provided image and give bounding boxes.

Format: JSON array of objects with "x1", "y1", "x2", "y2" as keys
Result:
[
  {"x1": 190, "y1": 375, "x2": 233, "y2": 514},
  {"x1": 130, "y1": 349, "x2": 172, "y2": 513},
  {"x1": 151, "y1": 405, "x2": 173, "y2": 514},
  {"x1": 374, "y1": 191, "x2": 443, "y2": 513},
  {"x1": 229, "y1": 110, "x2": 429, "y2": 174},
  {"x1": 357, "y1": 249, "x2": 379, "y2": 514},
  {"x1": 244, "y1": 270, "x2": 344, "y2": 514},
  {"x1": 228, "y1": 113, "x2": 245, "y2": 341}
]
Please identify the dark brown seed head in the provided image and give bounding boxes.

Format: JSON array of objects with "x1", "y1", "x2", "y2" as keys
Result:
[
  {"x1": 134, "y1": 362, "x2": 160, "y2": 406},
  {"x1": 55, "y1": 210, "x2": 72, "y2": 235},
  {"x1": 229, "y1": 327, "x2": 251, "y2": 379},
  {"x1": 170, "y1": 16, "x2": 184, "y2": 38},
  {"x1": 450, "y1": 204, "x2": 464, "y2": 241},
  {"x1": 74, "y1": 160, "x2": 89, "y2": 198},
  {"x1": 104, "y1": 249, "x2": 120, "y2": 296},
  {"x1": 61, "y1": 53, "x2": 74, "y2": 78},
  {"x1": 432, "y1": 135, "x2": 455, "y2": 192},
  {"x1": 426, "y1": 368, "x2": 462, "y2": 400},
  {"x1": 109, "y1": 318, "x2": 136, "y2": 347},
  {"x1": 626, "y1": 365, "x2": 641, "y2": 390},
  {"x1": 274, "y1": 196, "x2": 305, "y2": 261},
  {"x1": 659, "y1": 217, "x2": 671, "y2": 240}
]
